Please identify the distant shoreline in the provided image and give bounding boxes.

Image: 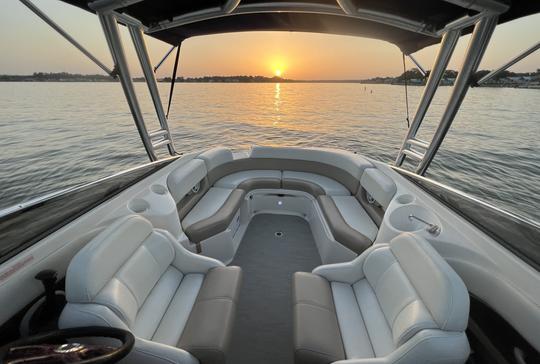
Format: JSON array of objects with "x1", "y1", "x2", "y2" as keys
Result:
[
  {"x1": 1, "y1": 71, "x2": 539, "y2": 88},
  {"x1": 1, "y1": 80, "x2": 539, "y2": 89}
]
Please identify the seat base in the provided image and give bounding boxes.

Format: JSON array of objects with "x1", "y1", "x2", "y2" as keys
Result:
[
  {"x1": 178, "y1": 266, "x2": 242, "y2": 364},
  {"x1": 292, "y1": 272, "x2": 346, "y2": 364}
]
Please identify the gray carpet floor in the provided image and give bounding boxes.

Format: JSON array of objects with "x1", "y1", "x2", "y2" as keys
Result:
[{"x1": 229, "y1": 214, "x2": 322, "y2": 364}]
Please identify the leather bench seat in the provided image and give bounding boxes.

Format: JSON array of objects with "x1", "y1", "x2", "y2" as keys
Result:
[
  {"x1": 293, "y1": 234, "x2": 470, "y2": 364},
  {"x1": 182, "y1": 187, "x2": 245, "y2": 243},
  {"x1": 60, "y1": 215, "x2": 242, "y2": 364},
  {"x1": 214, "y1": 169, "x2": 282, "y2": 190},
  {"x1": 170, "y1": 148, "x2": 395, "y2": 256}
]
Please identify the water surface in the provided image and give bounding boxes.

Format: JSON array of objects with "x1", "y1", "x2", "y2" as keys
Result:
[{"x1": 0, "y1": 82, "x2": 538, "y2": 222}]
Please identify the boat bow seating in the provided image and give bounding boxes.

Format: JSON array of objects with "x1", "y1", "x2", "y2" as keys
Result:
[
  {"x1": 166, "y1": 147, "x2": 397, "y2": 257},
  {"x1": 59, "y1": 215, "x2": 242, "y2": 364},
  {"x1": 293, "y1": 233, "x2": 470, "y2": 364}
]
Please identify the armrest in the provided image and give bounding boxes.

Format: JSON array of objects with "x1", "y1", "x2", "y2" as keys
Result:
[
  {"x1": 312, "y1": 246, "x2": 381, "y2": 284},
  {"x1": 156, "y1": 229, "x2": 224, "y2": 274}
]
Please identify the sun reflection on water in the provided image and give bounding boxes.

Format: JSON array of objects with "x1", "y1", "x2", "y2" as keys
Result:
[{"x1": 273, "y1": 83, "x2": 281, "y2": 126}]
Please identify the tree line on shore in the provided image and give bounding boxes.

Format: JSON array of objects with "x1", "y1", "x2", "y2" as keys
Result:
[{"x1": 2, "y1": 69, "x2": 540, "y2": 86}]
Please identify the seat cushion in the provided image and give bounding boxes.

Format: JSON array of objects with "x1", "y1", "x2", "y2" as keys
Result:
[
  {"x1": 214, "y1": 170, "x2": 282, "y2": 189},
  {"x1": 317, "y1": 195, "x2": 375, "y2": 254},
  {"x1": 134, "y1": 269, "x2": 204, "y2": 344},
  {"x1": 331, "y1": 280, "x2": 395, "y2": 359},
  {"x1": 178, "y1": 266, "x2": 242, "y2": 364},
  {"x1": 283, "y1": 171, "x2": 350, "y2": 196},
  {"x1": 182, "y1": 188, "x2": 245, "y2": 242},
  {"x1": 292, "y1": 272, "x2": 346, "y2": 364},
  {"x1": 182, "y1": 187, "x2": 233, "y2": 228},
  {"x1": 331, "y1": 196, "x2": 378, "y2": 241}
]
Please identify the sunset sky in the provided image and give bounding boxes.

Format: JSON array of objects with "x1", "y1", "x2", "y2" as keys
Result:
[{"x1": 1, "y1": 0, "x2": 539, "y2": 80}]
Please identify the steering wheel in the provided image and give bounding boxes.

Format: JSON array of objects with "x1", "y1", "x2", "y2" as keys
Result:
[{"x1": 0, "y1": 326, "x2": 134, "y2": 364}]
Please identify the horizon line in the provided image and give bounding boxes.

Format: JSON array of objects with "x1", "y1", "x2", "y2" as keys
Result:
[{"x1": 2, "y1": 68, "x2": 540, "y2": 81}]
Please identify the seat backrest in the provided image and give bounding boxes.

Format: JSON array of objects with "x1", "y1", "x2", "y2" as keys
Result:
[
  {"x1": 250, "y1": 146, "x2": 372, "y2": 181},
  {"x1": 196, "y1": 147, "x2": 234, "y2": 171},
  {"x1": 361, "y1": 234, "x2": 469, "y2": 347},
  {"x1": 65, "y1": 215, "x2": 176, "y2": 328}
]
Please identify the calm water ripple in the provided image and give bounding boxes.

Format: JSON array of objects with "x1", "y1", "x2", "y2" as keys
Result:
[{"x1": 0, "y1": 82, "x2": 538, "y2": 223}]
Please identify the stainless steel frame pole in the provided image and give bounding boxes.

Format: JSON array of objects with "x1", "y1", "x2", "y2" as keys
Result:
[
  {"x1": 154, "y1": 45, "x2": 177, "y2": 73},
  {"x1": 407, "y1": 54, "x2": 427, "y2": 77},
  {"x1": 395, "y1": 29, "x2": 460, "y2": 166},
  {"x1": 416, "y1": 16, "x2": 498, "y2": 175},
  {"x1": 19, "y1": 0, "x2": 114, "y2": 76},
  {"x1": 477, "y1": 41, "x2": 540, "y2": 85},
  {"x1": 99, "y1": 12, "x2": 157, "y2": 161},
  {"x1": 129, "y1": 25, "x2": 177, "y2": 156}
]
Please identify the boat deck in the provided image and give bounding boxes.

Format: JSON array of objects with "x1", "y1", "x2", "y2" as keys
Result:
[{"x1": 229, "y1": 214, "x2": 321, "y2": 364}]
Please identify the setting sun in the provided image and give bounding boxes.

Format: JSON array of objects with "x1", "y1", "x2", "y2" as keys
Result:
[{"x1": 274, "y1": 69, "x2": 282, "y2": 77}]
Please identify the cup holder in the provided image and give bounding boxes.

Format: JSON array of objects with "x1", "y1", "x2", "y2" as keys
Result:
[
  {"x1": 151, "y1": 184, "x2": 168, "y2": 195},
  {"x1": 395, "y1": 194, "x2": 414, "y2": 205},
  {"x1": 128, "y1": 199, "x2": 150, "y2": 214},
  {"x1": 388, "y1": 204, "x2": 441, "y2": 233}
]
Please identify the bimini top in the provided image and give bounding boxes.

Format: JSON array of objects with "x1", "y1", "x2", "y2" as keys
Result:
[{"x1": 62, "y1": 0, "x2": 539, "y2": 53}]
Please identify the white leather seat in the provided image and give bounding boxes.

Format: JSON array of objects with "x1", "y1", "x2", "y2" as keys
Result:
[
  {"x1": 293, "y1": 233, "x2": 470, "y2": 364},
  {"x1": 59, "y1": 215, "x2": 242, "y2": 364},
  {"x1": 182, "y1": 187, "x2": 235, "y2": 227},
  {"x1": 330, "y1": 195, "x2": 378, "y2": 241}
]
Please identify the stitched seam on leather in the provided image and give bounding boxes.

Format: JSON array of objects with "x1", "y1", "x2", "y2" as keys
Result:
[
  {"x1": 373, "y1": 260, "x2": 397, "y2": 291},
  {"x1": 134, "y1": 244, "x2": 174, "y2": 312},
  {"x1": 94, "y1": 280, "x2": 134, "y2": 325},
  {"x1": 385, "y1": 253, "x2": 438, "y2": 341},
  {"x1": 116, "y1": 275, "x2": 141, "y2": 308},
  {"x1": 391, "y1": 299, "x2": 417, "y2": 329},
  {"x1": 392, "y1": 239, "x2": 453, "y2": 330},
  {"x1": 137, "y1": 268, "x2": 182, "y2": 339},
  {"x1": 151, "y1": 274, "x2": 194, "y2": 341},
  {"x1": 82, "y1": 215, "x2": 151, "y2": 301},
  {"x1": 397, "y1": 320, "x2": 437, "y2": 345},
  {"x1": 350, "y1": 282, "x2": 377, "y2": 357}
]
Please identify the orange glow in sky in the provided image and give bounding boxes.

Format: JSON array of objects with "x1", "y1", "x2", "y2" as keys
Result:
[{"x1": 0, "y1": 0, "x2": 539, "y2": 80}]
